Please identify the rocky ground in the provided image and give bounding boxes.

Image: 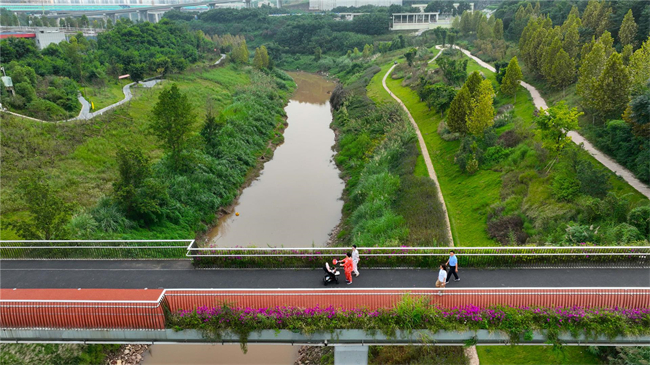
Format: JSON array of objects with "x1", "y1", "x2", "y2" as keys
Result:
[{"x1": 106, "y1": 344, "x2": 149, "y2": 365}]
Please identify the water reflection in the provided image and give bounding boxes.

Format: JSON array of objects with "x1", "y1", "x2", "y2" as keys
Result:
[
  {"x1": 142, "y1": 344, "x2": 299, "y2": 365},
  {"x1": 205, "y1": 72, "x2": 343, "y2": 248}
]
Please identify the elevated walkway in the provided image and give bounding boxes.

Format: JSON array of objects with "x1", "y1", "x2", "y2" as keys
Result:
[{"x1": 2, "y1": 260, "x2": 649, "y2": 289}]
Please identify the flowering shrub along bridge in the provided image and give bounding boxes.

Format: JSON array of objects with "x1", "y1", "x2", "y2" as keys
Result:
[
  {"x1": 1, "y1": 240, "x2": 649, "y2": 269},
  {"x1": 1, "y1": 288, "x2": 649, "y2": 346}
]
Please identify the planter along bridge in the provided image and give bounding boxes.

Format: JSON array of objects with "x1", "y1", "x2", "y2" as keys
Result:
[{"x1": 1, "y1": 240, "x2": 649, "y2": 363}]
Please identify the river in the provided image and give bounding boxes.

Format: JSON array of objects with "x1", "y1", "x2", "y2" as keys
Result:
[
  {"x1": 143, "y1": 73, "x2": 342, "y2": 364},
  {"x1": 204, "y1": 72, "x2": 344, "y2": 248}
]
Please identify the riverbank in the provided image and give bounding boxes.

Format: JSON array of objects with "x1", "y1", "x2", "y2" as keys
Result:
[
  {"x1": 0, "y1": 64, "x2": 295, "y2": 240},
  {"x1": 200, "y1": 71, "x2": 343, "y2": 248}
]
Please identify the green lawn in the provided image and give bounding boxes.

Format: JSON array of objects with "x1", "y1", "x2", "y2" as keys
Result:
[
  {"x1": 477, "y1": 346, "x2": 601, "y2": 365},
  {"x1": 82, "y1": 79, "x2": 130, "y2": 111},
  {"x1": 368, "y1": 56, "x2": 504, "y2": 247}
]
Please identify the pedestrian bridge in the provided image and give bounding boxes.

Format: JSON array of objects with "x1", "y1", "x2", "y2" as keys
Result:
[{"x1": 1, "y1": 240, "x2": 649, "y2": 361}]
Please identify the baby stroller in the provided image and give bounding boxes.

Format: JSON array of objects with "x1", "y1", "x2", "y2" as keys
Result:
[{"x1": 323, "y1": 260, "x2": 340, "y2": 286}]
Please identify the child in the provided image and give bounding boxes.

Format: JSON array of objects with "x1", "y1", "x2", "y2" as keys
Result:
[{"x1": 340, "y1": 252, "x2": 354, "y2": 285}]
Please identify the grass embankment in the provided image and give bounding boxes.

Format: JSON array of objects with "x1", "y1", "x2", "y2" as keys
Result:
[
  {"x1": 368, "y1": 47, "x2": 649, "y2": 247},
  {"x1": 82, "y1": 79, "x2": 131, "y2": 111},
  {"x1": 476, "y1": 346, "x2": 600, "y2": 365},
  {"x1": 367, "y1": 55, "x2": 509, "y2": 246},
  {"x1": 0, "y1": 63, "x2": 292, "y2": 240}
]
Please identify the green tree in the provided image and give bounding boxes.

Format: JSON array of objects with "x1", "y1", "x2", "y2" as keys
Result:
[
  {"x1": 500, "y1": 56, "x2": 523, "y2": 100},
  {"x1": 535, "y1": 101, "x2": 583, "y2": 171},
  {"x1": 493, "y1": 18, "x2": 503, "y2": 40},
  {"x1": 582, "y1": 0, "x2": 611, "y2": 37},
  {"x1": 563, "y1": 21, "x2": 581, "y2": 60},
  {"x1": 113, "y1": 147, "x2": 168, "y2": 224},
  {"x1": 593, "y1": 52, "x2": 630, "y2": 120},
  {"x1": 149, "y1": 84, "x2": 197, "y2": 166},
  {"x1": 404, "y1": 48, "x2": 417, "y2": 67},
  {"x1": 542, "y1": 36, "x2": 563, "y2": 81},
  {"x1": 253, "y1": 47, "x2": 264, "y2": 69},
  {"x1": 362, "y1": 43, "x2": 372, "y2": 58},
  {"x1": 447, "y1": 85, "x2": 471, "y2": 135},
  {"x1": 423, "y1": 82, "x2": 456, "y2": 117},
  {"x1": 9, "y1": 174, "x2": 73, "y2": 240},
  {"x1": 314, "y1": 46, "x2": 322, "y2": 61},
  {"x1": 464, "y1": 71, "x2": 483, "y2": 98},
  {"x1": 259, "y1": 45, "x2": 270, "y2": 68},
  {"x1": 467, "y1": 79, "x2": 495, "y2": 137},
  {"x1": 629, "y1": 38, "x2": 650, "y2": 92},
  {"x1": 619, "y1": 9, "x2": 637, "y2": 48},
  {"x1": 549, "y1": 49, "x2": 575, "y2": 96},
  {"x1": 577, "y1": 40, "x2": 607, "y2": 115}
]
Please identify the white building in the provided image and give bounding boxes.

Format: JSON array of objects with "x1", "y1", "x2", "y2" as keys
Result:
[{"x1": 309, "y1": 0, "x2": 401, "y2": 11}]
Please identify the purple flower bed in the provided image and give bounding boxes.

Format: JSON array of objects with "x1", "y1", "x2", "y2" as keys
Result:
[{"x1": 168, "y1": 301, "x2": 650, "y2": 347}]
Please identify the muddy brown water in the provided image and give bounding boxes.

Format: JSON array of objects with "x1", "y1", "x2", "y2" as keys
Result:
[
  {"x1": 144, "y1": 73, "x2": 343, "y2": 364},
  {"x1": 142, "y1": 344, "x2": 300, "y2": 365},
  {"x1": 204, "y1": 72, "x2": 344, "y2": 248}
]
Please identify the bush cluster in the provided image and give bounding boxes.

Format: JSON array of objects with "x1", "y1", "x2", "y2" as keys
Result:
[{"x1": 168, "y1": 300, "x2": 650, "y2": 349}]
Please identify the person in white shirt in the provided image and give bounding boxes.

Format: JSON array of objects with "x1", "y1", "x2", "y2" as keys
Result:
[
  {"x1": 436, "y1": 264, "x2": 447, "y2": 288},
  {"x1": 351, "y1": 245, "x2": 360, "y2": 277}
]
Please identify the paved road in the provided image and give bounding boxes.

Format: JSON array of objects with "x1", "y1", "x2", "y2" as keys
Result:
[{"x1": 1, "y1": 260, "x2": 648, "y2": 289}]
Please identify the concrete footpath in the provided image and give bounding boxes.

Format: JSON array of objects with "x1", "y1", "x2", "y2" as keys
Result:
[{"x1": 1, "y1": 260, "x2": 648, "y2": 289}]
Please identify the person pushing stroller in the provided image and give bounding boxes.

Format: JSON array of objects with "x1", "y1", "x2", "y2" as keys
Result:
[{"x1": 339, "y1": 252, "x2": 354, "y2": 285}]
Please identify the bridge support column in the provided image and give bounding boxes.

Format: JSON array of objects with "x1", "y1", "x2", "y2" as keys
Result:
[
  {"x1": 138, "y1": 10, "x2": 148, "y2": 22},
  {"x1": 334, "y1": 346, "x2": 368, "y2": 365}
]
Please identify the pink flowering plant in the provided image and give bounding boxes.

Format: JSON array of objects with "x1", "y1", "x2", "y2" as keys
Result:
[{"x1": 167, "y1": 297, "x2": 650, "y2": 349}]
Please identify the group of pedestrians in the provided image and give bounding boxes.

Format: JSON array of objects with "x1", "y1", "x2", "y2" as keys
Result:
[
  {"x1": 337, "y1": 247, "x2": 460, "y2": 288},
  {"x1": 436, "y1": 250, "x2": 460, "y2": 289},
  {"x1": 339, "y1": 245, "x2": 360, "y2": 285}
]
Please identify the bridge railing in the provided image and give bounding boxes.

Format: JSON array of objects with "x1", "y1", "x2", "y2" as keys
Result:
[
  {"x1": 0, "y1": 240, "x2": 193, "y2": 260},
  {"x1": 164, "y1": 288, "x2": 650, "y2": 311},
  {"x1": 188, "y1": 244, "x2": 650, "y2": 269},
  {"x1": 2, "y1": 288, "x2": 648, "y2": 330},
  {"x1": 0, "y1": 289, "x2": 166, "y2": 330}
]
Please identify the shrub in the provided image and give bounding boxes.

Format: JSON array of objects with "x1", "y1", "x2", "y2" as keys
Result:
[
  {"x1": 576, "y1": 160, "x2": 610, "y2": 198},
  {"x1": 610, "y1": 223, "x2": 643, "y2": 244},
  {"x1": 497, "y1": 130, "x2": 521, "y2": 148},
  {"x1": 483, "y1": 145, "x2": 513, "y2": 167},
  {"x1": 628, "y1": 205, "x2": 650, "y2": 238},
  {"x1": 564, "y1": 224, "x2": 597, "y2": 244},
  {"x1": 437, "y1": 121, "x2": 460, "y2": 141},
  {"x1": 66, "y1": 212, "x2": 98, "y2": 239},
  {"x1": 552, "y1": 174, "x2": 581, "y2": 202},
  {"x1": 487, "y1": 215, "x2": 528, "y2": 245}
]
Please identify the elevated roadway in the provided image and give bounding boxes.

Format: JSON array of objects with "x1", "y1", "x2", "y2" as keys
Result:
[{"x1": 1, "y1": 260, "x2": 648, "y2": 289}]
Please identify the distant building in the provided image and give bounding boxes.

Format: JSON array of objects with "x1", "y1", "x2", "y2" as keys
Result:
[
  {"x1": 309, "y1": 0, "x2": 401, "y2": 11},
  {"x1": 34, "y1": 29, "x2": 66, "y2": 49}
]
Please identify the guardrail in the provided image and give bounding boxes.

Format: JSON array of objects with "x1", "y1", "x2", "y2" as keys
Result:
[
  {"x1": 164, "y1": 288, "x2": 650, "y2": 311},
  {"x1": 2, "y1": 241, "x2": 648, "y2": 268},
  {"x1": 2, "y1": 288, "x2": 649, "y2": 330},
  {"x1": 188, "y1": 244, "x2": 650, "y2": 269},
  {"x1": 0, "y1": 240, "x2": 193, "y2": 260},
  {"x1": 0, "y1": 289, "x2": 166, "y2": 330}
]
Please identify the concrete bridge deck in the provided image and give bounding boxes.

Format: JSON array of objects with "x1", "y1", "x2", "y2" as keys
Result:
[{"x1": 1, "y1": 260, "x2": 648, "y2": 289}]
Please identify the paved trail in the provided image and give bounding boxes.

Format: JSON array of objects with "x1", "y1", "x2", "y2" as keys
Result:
[
  {"x1": 441, "y1": 45, "x2": 650, "y2": 199},
  {"x1": 382, "y1": 48, "x2": 454, "y2": 246},
  {"x1": 1, "y1": 260, "x2": 648, "y2": 289}
]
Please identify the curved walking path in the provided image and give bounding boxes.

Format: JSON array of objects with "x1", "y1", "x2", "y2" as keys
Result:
[
  {"x1": 440, "y1": 45, "x2": 650, "y2": 199},
  {"x1": 1, "y1": 79, "x2": 163, "y2": 124},
  {"x1": 382, "y1": 49, "x2": 454, "y2": 247}
]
